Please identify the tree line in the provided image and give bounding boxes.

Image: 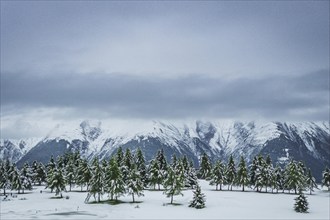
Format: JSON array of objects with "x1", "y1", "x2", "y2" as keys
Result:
[
  {"x1": 1, "y1": 148, "x2": 330, "y2": 208},
  {"x1": 199, "y1": 153, "x2": 330, "y2": 195}
]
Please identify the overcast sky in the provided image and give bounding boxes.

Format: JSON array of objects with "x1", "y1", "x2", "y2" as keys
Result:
[{"x1": 1, "y1": 1, "x2": 329, "y2": 139}]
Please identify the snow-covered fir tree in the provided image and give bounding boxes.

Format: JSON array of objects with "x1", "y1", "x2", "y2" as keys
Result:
[
  {"x1": 56, "y1": 155, "x2": 65, "y2": 170},
  {"x1": 65, "y1": 159, "x2": 76, "y2": 191},
  {"x1": 31, "y1": 161, "x2": 39, "y2": 185},
  {"x1": 46, "y1": 168, "x2": 66, "y2": 198},
  {"x1": 126, "y1": 164, "x2": 144, "y2": 202},
  {"x1": 148, "y1": 159, "x2": 162, "y2": 190},
  {"x1": 226, "y1": 155, "x2": 236, "y2": 191},
  {"x1": 122, "y1": 148, "x2": 134, "y2": 182},
  {"x1": 254, "y1": 155, "x2": 266, "y2": 192},
  {"x1": 189, "y1": 184, "x2": 206, "y2": 209},
  {"x1": 306, "y1": 168, "x2": 317, "y2": 195},
  {"x1": 101, "y1": 159, "x2": 108, "y2": 176},
  {"x1": 11, "y1": 166, "x2": 23, "y2": 194},
  {"x1": 264, "y1": 155, "x2": 274, "y2": 193},
  {"x1": 115, "y1": 147, "x2": 124, "y2": 169},
  {"x1": 171, "y1": 154, "x2": 178, "y2": 168},
  {"x1": 181, "y1": 156, "x2": 189, "y2": 172},
  {"x1": 186, "y1": 164, "x2": 198, "y2": 189},
  {"x1": 322, "y1": 167, "x2": 330, "y2": 191},
  {"x1": 0, "y1": 160, "x2": 11, "y2": 195},
  {"x1": 135, "y1": 148, "x2": 147, "y2": 187},
  {"x1": 285, "y1": 160, "x2": 306, "y2": 194},
  {"x1": 198, "y1": 153, "x2": 212, "y2": 179},
  {"x1": 20, "y1": 163, "x2": 33, "y2": 193},
  {"x1": 155, "y1": 149, "x2": 168, "y2": 183},
  {"x1": 163, "y1": 166, "x2": 184, "y2": 204},
  {"x1": 249, "y1": 155, "x2": 258, "y2": 187},
  {"x1": 35, "y1": 162, "x2": 47, "y2": 185},
  {"x1": 76, "y1": 158, "x2": 92, "y2": 191},
  {"x1": 294, "y1": 189, "x2": 309, "y2": 213},
  {"x1": 236, "y1": 156, "x2": 249, "y2": 191},
  {"x1": 271, "y1": 165, "x2": 284, "y2": 193},
  {"x1": 87, "y1": 157, "x2": 104, "y2": 203},
  {"x1": 104, "y1": 157, "x2": 125, "y2": 201},
  {"x1": 209, "y1": 160, "x2": 226, "y2": 191},
  {"x1": 46, "y1": 155, "x2": 56, "y2": 174}
]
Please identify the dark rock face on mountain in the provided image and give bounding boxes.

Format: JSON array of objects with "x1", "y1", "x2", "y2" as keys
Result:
[{"x1": 1, "y1": 120, "x2": 329, "y2": 181}]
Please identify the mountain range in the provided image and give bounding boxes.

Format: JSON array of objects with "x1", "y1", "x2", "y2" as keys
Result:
[{"x1": 1, "y1": 120, "x2": 329, "y2": 181}]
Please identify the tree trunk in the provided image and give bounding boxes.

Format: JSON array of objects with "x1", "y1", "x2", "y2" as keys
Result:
[
  {"x1": 98, "y1": 193, "x2": 100, "y2": 202},
  {"x1": 294, "y1": 188, "x2": 297, "y2": 194},
  {"x1": 70, "y1": 184, "x2": 72, "y2": 192},
  {"x1": 220, "y1": 184, "x2": 222, "y2": 191},
  {"x1": 132, "y1": 194, "x2": 135, "y2": 203},
  {"x1": 242, "y1": 184, "x2": 245, "y2": 192},
  {"x1": 170, "y1": 194, "x2": 173, "y2": 204},
  {"x1": 216, "y1": 185, "x2": 218, "y2": 191},
  {"x1": 230, "y1": 185, "x2": 232, "y2": 191},
  {"x1": 158, "y1": 184, "x2": 160, "y2": 190},
  {"x1": 3, "y1": 187, "x2": 6, "y2": 195},
  {"x1": 265, "y1": 187, "x2": 267, "y2": 193},
  {"x1": 81, "y1": 186, "x2": 83, "y2": 192}
]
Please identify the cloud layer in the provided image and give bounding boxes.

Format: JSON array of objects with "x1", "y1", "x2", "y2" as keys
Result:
[
  {"x1": 2, "y1": 70, "x2": 328, "y2": 121},
  {"x1": 1, "y1": 1, "x2": 329, "y2": 138}
]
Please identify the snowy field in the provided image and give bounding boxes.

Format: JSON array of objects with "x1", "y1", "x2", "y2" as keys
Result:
[{"x1": 1, "y1": 180, "x2": 329, "y2": 219}]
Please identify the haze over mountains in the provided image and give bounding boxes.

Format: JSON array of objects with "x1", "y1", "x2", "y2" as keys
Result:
[{"x1": 1, "y1": 120, "x2": 329, "y2": 181}]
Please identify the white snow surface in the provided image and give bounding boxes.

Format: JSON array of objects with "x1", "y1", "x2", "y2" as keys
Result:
[{"x1": 1, "y1": 180, "x2": 329, "y2": 219}]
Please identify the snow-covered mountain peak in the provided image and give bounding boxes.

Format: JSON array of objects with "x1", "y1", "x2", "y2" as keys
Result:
[{"x1": 80, "y1": 120, "x2": 102, "y2": 141}]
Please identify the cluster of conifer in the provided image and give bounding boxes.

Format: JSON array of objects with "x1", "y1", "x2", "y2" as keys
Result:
[{"x1": 1, "y1": 149, "x2": 329, "y2": 211}]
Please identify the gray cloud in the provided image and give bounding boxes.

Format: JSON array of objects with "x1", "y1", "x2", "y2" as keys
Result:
[
  {"x1": 1, "y1": 1, "x2": 329, "y2": 138},
  {"x1": 1, "y1": 70, "x2": 328, "y2": 121},
  {"x1": 1, "y1": 1, "x2": 328, "y2": 76}
]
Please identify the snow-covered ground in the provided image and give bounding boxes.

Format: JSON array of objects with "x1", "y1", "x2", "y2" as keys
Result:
[{"x1": 1, "y1": 180, "x2": 329, "y2": 219}]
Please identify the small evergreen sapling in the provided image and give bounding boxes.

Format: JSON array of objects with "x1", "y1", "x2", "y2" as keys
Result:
[
  {"x1": 294, "y1": 190, "x2": 309, "y2": 213},
  {"x1": 189, "y1": 184, "x2": 206, "y2": 209}
]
